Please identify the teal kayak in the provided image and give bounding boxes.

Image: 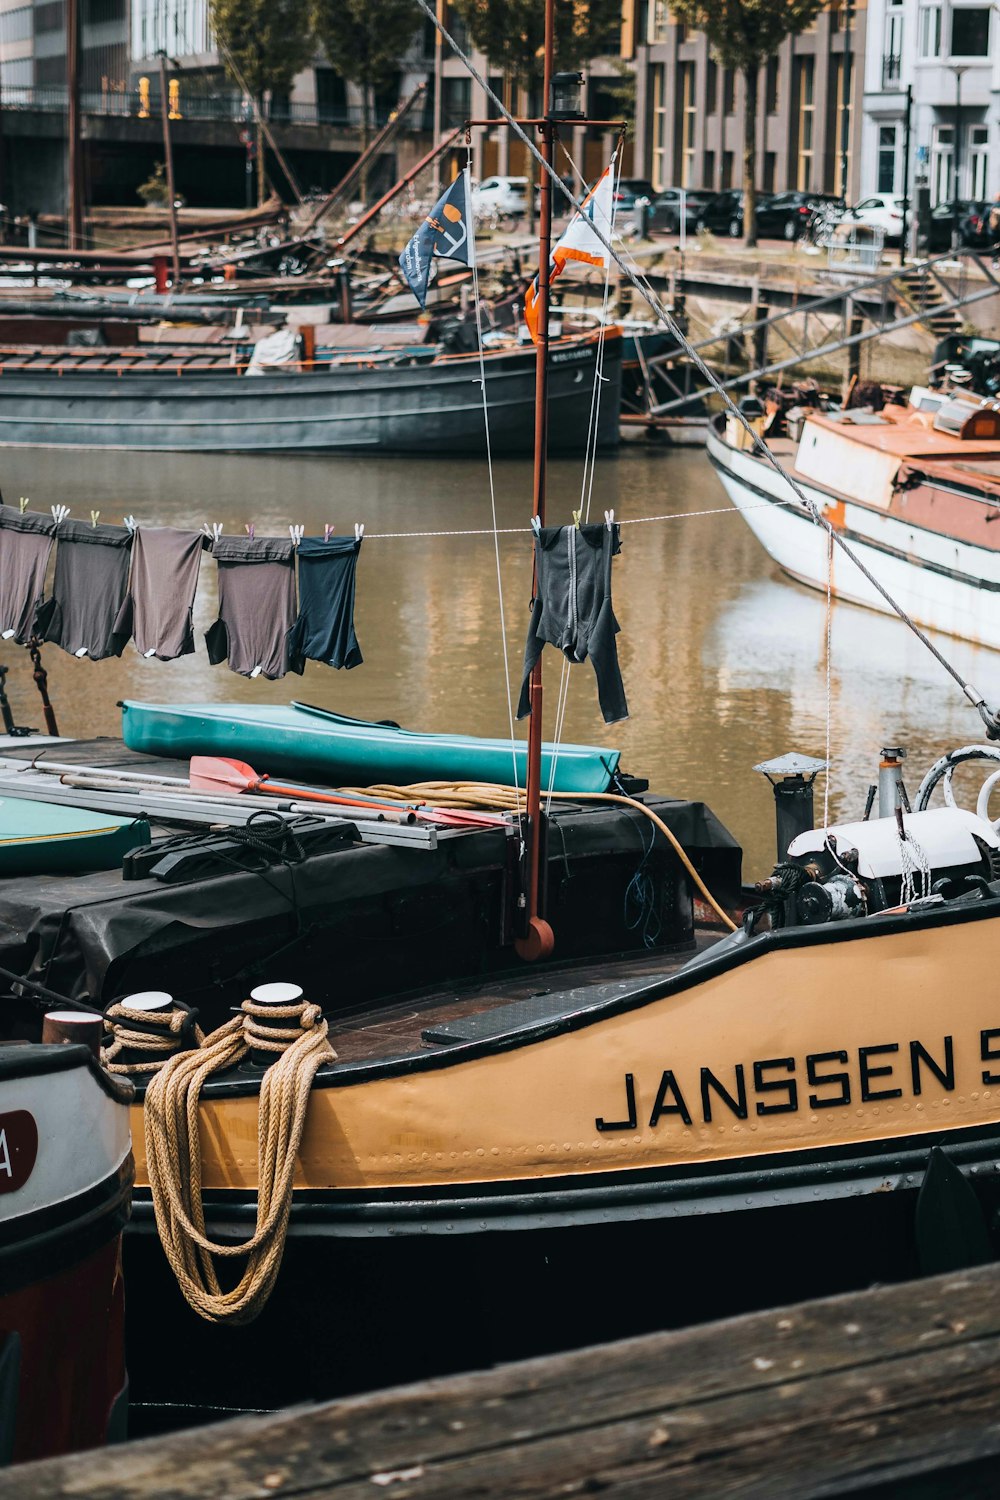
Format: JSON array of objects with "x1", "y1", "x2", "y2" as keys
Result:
[
  {"x1": 121, "y1": 701, "x2": 620, "y2": 794},
  {"x1": 0, "y1": 797, "x2": 149, "y2": 875}
]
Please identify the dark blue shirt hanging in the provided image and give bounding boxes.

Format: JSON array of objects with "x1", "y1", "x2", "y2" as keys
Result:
[{"x1": 287, "y1": 534, "x2": 363, "y2": 671}]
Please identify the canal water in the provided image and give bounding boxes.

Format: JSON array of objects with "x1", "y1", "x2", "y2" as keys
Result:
[{"x1": 2, "y1": 441, "x2": 997, "y2": 877}]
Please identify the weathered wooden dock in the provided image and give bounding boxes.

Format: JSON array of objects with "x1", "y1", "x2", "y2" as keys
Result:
[{"x1": 9, "y1": 1262, "x2": 1000, "y2": 1497}]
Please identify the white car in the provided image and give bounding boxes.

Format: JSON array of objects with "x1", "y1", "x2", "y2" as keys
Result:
[
  {"x1": 845, "y1": 193, "x2": 906, "y2": 241},
  {"x1": 471, "y1": 176, "x2": 531, "y2": 217}
]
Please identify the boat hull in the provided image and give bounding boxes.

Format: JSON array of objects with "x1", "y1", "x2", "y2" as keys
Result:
[
  {"x1": 707, "y1": 417, "x2": 1000, "y2": 652},
  {"x1": 0, "y1": 1045, "x2": 132, "y2": 1463},
  {"x1": 0, "y1": 334, "x2": 622, "y2": 454}
]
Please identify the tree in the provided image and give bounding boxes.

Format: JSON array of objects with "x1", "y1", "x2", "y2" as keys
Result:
[
  {"x1": 312, "y1": 0, "x2": 419, "y2": 203},
  {"x1": 210, "y1": 0, "x2": 315, "y2": 205},
  {"x1": 454, "y1": 0, "x2": 622, "y2": 88},
  {"x1": 669, "y1": 0, "x2": 825, "y2": 248}
]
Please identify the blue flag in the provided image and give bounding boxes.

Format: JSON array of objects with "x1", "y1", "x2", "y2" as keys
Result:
[{"x1": 398, "y1": 170, "x2": 475, "y2": 310}]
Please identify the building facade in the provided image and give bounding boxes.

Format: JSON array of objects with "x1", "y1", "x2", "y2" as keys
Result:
[
  {"x1": 861, "y1": 0, "x2": 998, "y2": 203},
  {"x1": 629, "y1": 1, "x2": 868, "y2": 201}
]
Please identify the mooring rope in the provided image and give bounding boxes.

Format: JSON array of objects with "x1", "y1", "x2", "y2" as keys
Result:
[
  {"x1": 101, "y1": 999, "x2": 204, "y2": 1076},
  {"x1": 340, "y1": 780, "x2": 737, "y2": 931},
  {"x1": 143, "y1": 995, "x2": 336, "y2": 1325}
]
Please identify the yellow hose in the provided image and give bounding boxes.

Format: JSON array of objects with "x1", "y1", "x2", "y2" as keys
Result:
[{"x1": 339, "y1": 781, "x2": 738, "y2": 932}]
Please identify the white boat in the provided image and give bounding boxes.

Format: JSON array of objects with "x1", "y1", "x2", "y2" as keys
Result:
[{"x1": 707, "y1": 388, "x2": 1000, "y2": 651}]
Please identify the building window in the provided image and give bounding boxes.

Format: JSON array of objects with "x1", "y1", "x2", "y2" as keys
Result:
[
  {"x1": 919, "y1": 3, "x2": 942, "y2": 56},
  {"x1": 650, "y1": 0, "x2": 669, "y2": 43},
  {"x1": 931, "y1": 123, "x2": 953, "y2": 205},
  {"x1": 877, "y1": 125, "x2": 897, "y2": 192},
  {"x1": 765, "y1": 56, "x2": 778, "y2": 114},
  {"x1": 763, "y1": 151, "x2": 776, "y2": 192},
  {"x1": 795, "y1": 57, "x2": 815, "y2": 191},
  {"x1": 970, "y1": 124, "x2": 988, "y2": 198},
  {"x1": 951, "y1": 6, "x2": 990, "y2": 56},
  {"x1": 883, "y1": 3, "x2": 903, "y2": 81},
  {"x1": 0, "y1": 6, "x2": 31, "y2": 44},
  {"x1": 703, "y1": 149, "x2": 715, "y2": 189},
  {"x1": 721, "y1": 150, "x2": 734, "y2": 188},
  {"x1": 722, "y1": 67, "x2": 735, "y2": 115},
  {"x1": 705, "y1": 58, "x2": 717, "y2": 114},
  {"x1": 677, "y1": 61, "x2": 696, "y2": 186},
  {"x1": 651, "y1": 63, "x2": 666, "y2": 190}
]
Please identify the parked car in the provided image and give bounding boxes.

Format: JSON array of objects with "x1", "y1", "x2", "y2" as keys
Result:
[
  {"x1": 613, "y1": 178, "x2": 656, "y2": 211},
  {"x1": 471, "y1": 176, "x2": 531, "y2": 217},
  {"x1": 697, "y1": 190, "x2": 786, "y2": 238},
  {"x1": 844, "y1": 193, "x2": 906, "y2": 241},
  {"x1": 755, "y1": 190, "x2": 845, "y2": 242},
  {"x1": 648, "y1": 188, "x2": 713, "y2": 235},
  {"x1": 928, "y1": 199, "x2": 993, "y2": 252}
]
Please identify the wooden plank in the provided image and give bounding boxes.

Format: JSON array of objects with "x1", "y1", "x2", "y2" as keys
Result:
[{"x1": 9, "y1": 1263, "x2": 1000, "y2": 1498}]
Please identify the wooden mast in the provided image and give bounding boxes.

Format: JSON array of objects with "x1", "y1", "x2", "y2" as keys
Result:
[
  {"x1": 66, "y1": 0, "x2": 82, "y2": 249},
  {"x1": 514, "y1": 0, "x2": 556, "y2": 963}
]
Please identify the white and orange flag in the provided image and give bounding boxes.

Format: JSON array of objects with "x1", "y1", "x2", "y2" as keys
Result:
[{"x1": 523, "y1": 163, "x2": 616, "y2": 343}]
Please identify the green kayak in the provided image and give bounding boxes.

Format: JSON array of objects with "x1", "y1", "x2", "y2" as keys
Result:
[
  {"x1": 121, "y1": 701, "x2": 620, "y2": 794},
  {"x1": 0, "y1": 797, "x2": 150, "y2": 875}
]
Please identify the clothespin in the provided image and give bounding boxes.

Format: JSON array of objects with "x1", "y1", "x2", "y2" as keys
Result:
[
  {"x1": 531, "y1": 515, "x2": 541, "y2": 536},
  {"x1": 572, "y1": 509, "x2": 582, "y2": 530},
  {"x1": 288, "y1": 524, "x2": 304, "y2": 547},
  {"x1": 124, "y1": 515, "x2": 137, "y2": 533},
  {"x1": 18, "y1": 497, "x2": 28, "y2": 514},
  {"x1": 604, "y1": 509, "x2": 615, "y2": 532},
  {"x1": 51, "y1": 504, "x2": 70, "y2": 526},
  {"x1": 354, "y1": 522, "x2": 364, "y2": 542},
  {"x1": 245, "y1": 522, "x2": 255, "y2": 541},
  {"x1": 324, "y1": 523, "x2": 333, "y2": 542},
  {"x1": 200, "y1": 522, "x2": 224, "y2": 543},
  {"x1": 90, "y1": 510, "x2": 100, "y2": 529}
]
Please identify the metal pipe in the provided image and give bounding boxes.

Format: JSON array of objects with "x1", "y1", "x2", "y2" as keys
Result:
[
  {"x1": 900, "y1": 83, "x2": 912, "y2": 268},
  {"x1": 514, "y1": 0, "x2": 556, "y2": 964},
  {"x1": 66, "y1": 0, "x2": 82, "y2": 249}
]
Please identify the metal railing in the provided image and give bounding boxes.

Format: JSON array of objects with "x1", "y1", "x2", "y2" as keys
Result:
[
  {"x1": 0, "y1": 85, "x2": 415, "y2": 131},
  {"x1": 881, "y1": 53, "x2": 902, "y2": 87}
]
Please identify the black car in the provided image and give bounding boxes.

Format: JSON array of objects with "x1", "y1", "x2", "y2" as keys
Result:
[
  {"x1": 696, "y1": 190, "x2": 750, "y2": 237},
  {"x1": 755, "y1": 190, "x2": 845, "y2": 241},
  {"x1": 928, "y1": 199, "x2": 994, "y2": 252},
  {"x1": 648, "y1": 187, "x2": 713, "y2": 235}
]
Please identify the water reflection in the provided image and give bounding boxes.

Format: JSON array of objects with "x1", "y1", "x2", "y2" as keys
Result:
[{"x1": 2, "y1": 443, "x2": 997, "y2": 880}]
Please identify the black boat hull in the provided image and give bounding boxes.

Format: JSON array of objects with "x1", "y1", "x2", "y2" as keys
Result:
[{"x1": 0, "y1": 334, "x2": 621, "y2": 453}]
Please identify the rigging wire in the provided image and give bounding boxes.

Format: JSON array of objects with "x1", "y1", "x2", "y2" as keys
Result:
[
  {"x1": 409, "y1": 0, "x2": 1000, "y2": 741},
  {"x1": 469, "y1": 151, "x2": 521, "y2": 795}
]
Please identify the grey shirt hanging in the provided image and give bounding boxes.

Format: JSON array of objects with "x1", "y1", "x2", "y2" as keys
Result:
[
  {"x1": 113, "y1": 526, "x2": 206, "y2": 661},
  {"x1": 517, "y1": 521, "x2": 628, "y2": 725},
  {"x1": 0, "y1": 504, "x2": 56, "y2": 645},
  {"x1": 37, "y1": 519, "x2": 133, "y2": 660},
  {"x1": 206, "y1": 535, "x2": 302, "y2": 680}
]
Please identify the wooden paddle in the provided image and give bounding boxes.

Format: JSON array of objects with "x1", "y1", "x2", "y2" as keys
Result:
[{"x1": 187, "y1": 757, "x2": 508, "y2": 830}]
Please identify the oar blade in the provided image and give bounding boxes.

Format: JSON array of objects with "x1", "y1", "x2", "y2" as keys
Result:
[{"x1": 188, "y1": 756, "x2": 260, "y2": 794}]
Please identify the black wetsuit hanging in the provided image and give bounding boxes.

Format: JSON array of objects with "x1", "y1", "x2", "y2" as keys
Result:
[
  {"x1": 517, "y1": 521, "x2": 628, "y2": 725},
  {"x1": 0, "y1": 505, "x2": 56, "y2": 645},
  {"x1": 287, "y1": 534, "x2": 363, "y2": 671},
  {"x1": 206, "y1": 535, "x2": 302, "y2": 680},
  {"x1": 37, "y1": 519, "x2": 133, "y2": 660}
]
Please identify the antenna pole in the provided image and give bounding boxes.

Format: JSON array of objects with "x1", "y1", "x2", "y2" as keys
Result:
[
  {"x1": 158, "y1": 51, "x2": 182, "y2": 288},
  {"x1": 514, "y1": 0, "x2": 556, "y2": 963}
]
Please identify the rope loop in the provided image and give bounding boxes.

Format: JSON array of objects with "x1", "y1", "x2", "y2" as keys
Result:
[
  {"x1": 143, "y1": 990, "x2": 336, "y2": 1325},
  {"x1": 101, "y1": 998, "x2": 204, "y2": 1076}
]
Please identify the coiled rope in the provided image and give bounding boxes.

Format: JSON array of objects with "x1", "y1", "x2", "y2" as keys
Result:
[
  {"x1": 340, "y1": 781, "x2": 737, "y2": 932},
  {"x1": 101, "y1": 999, "x2": 204, "y2": 1075},
  {"x1": 143, "y1": 995, "x2": 336, "y2": 1325}
]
